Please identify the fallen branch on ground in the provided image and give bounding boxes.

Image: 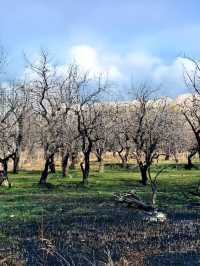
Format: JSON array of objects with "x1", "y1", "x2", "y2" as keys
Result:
[
  {"x1": 113, "y1": 190, "x2": 155, "y2": 212},
  {"x1": 113, "y1": 190, "x2": 167, "y2": 222}
]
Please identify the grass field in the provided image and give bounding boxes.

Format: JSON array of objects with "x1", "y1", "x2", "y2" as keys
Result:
[{"x1": 1, "y1": 164, "x2": 200, "y2": 265}]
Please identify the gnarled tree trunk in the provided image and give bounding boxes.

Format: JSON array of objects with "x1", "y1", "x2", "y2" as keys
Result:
[
  {"x1": 81, "y1": 140, "x2": 92, "y2": 185},
  {"x1": 12, "y1": 152, "x2": 20, "y2": 174},
  {"x1": 61, "y1": 152, "x2": 70, "y2": 177},
  {"x1": 12, "y1": 114, "x2": 24, "y2": 174},
  {"x1": 81, "y1": 150, "x2": 90, "y2": 185},
  {"x1": 2, "y1": 160, "x2": 8, "y2": 178},
  {"x1": 186, "y1": 149, "x2": 197, "y2": 170},
  {"x1": 39, "y1": 153, "x2": 55, "y2": 185},
  {"x1": 39, "y1": 158, "x2": 50, "y2": 185},
  {"x1": 139, "y1": 163, "x2": 148, "y2": 186},
  {"x1": 49, "y1": 154, "x2": 56, "y2": 173},
  {"x1": 118, "y1": 151, "x2": 127, "y2": 168},
  {"x1": 95, "y1": 149, "x2": 104, "y2": 173},
  {"x1": 0, "y1": 159, "x2": 11, "y2": 187},
  {"x1": 118, "y1": 147, "x2": 129, "y2": 168}
]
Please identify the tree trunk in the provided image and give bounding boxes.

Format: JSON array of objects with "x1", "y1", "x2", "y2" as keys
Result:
[
  {"x1": 98, "y1": 158, "x2": 104, "y2": 173},
  {"x1": 62, "y1": 153, "x2": 69, "y2": 177},
  {"x1": 165, "y1": 154, "x2": 170, "y2": 161},
  {"x1": 139, "y1": 163, "x2": 148, "y2": 186},
  {"x1": 96, "y1": 154, "x2": 101, "y2": 162},
  {"x1": 49, "y1": 154, "x2": 56, "y2": 173},
  {"x1": 39, "y1": 158, "x2": 50, "y2": 185},
  {"x1": 12, "y1": 114, "x2": 23, "y2": 174},
  {"x1": 2, "y1": 160, "x2": 8, "y2": 177},
  {"x1": 81, "y1": 151, "x2": 90, "y2": 185},
  {"x1": 118, "y1": 151, "x2": 127, "y2": 168},
  {"x1": 124, "y1": 147, "x2": 129, "y2": 167},
  {"x1": 12, "y1": 152, "x2": 20, "y2": 174},
  {"x1": 187, "y1": 156, "x2": 193, "y2": 169},
  {"x1": 186, "y1": 149, "x2": 197, "y2": 170},
  {"x1": 0, "y1": 161, "x2": 10, "y2": 188},
  {"x1": 70, "y1": 152, "x2": 78, "y2": 169}
]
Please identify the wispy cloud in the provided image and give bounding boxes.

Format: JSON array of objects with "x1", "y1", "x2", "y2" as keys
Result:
[
  {"x1": 67, "y1": 45, "x2": 195, "y2": 96},
  {"x1": 20, "y1": 44, "x2": 196, "y2": 97}
]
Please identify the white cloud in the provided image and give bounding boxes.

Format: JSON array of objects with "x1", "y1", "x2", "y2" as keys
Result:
[
  {"x1": 153, "y1": 57, "x2": 194, "y2": 82},
  {"x1": 127, "y1": 52, "x2": 161, "y2": 70},
  {"x1": 152, "y1": 57, "x2": 196, "y2": 94},
  {"x1": 21, "y1": 44, "x2": 197, "y2": 96},
  {"x1": 69, "y1": 45, "x2": 123, "y2": 80},
  {"x1": 70, "y1": 45, "x2": 99, "y2": 72}
]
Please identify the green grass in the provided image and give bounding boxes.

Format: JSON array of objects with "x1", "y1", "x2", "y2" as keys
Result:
[
  {"x1": 1, "y1": 164, "x2": 200, "y2": 265},
  {"x1": 0, "y1": 165, "x2": 199, "y2": 222}
]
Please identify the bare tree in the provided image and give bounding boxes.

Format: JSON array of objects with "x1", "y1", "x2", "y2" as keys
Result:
[
  {"x1": 179, "y1": 58, "x2": 200, "y2": 168},
  {"x1": 6, "y1": 82, "x2": 30, "y2": 173},
  {"x1": 111, "y1": 103, "x2": 131, "y2": 168},
  {"x1": 180, "y1": 98, "x2": 200, "y2": 168},
  {"x1": 59, "y1": 111, "x2": 79, "y2": 177},
  {"x1": 92, "y1": 103, "x2": 113, "y2": 172},
  {"x1": 74, "y1": 77, "x2": 108, "y2": 184},
  {"x1": 0, "y1": 86, "x2": 18, "y2": 183},
  {"x1": 147, "y1": 167, "x2": 165, "y2": 207},
  {"x1": 27, "y1": 50, "x2": 68, "y2": 185},
  {"x1": 161, "y1": 103, "x2": 190, "y2": 166},
  {"x1": 129, "y1": 86, "x2": 169, "y2": 185}
]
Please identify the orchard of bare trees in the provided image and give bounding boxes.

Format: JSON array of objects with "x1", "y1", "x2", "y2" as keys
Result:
[{"x1": 0, "y1": 49, "x2": 199, "y2": 192}]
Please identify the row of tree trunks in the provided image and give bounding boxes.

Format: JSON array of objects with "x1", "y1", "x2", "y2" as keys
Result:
[{"x1": 39, "y1": 151, "x2": 80, "y2": 185}]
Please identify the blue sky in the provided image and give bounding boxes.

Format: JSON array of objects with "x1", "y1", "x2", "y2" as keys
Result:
[{"x1": 1, "y1": 0, "x2": 200, "y2": 96}]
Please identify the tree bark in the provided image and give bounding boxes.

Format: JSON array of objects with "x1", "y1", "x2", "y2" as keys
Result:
[
  {"x1": 61, "y1": 153, "x2": 69, "y2": 177},
  {"x1": 96, "y1": 154, "x2": 101, "y2": 162},
  {"x1": 165, "y1": 154, "x2": 170, "y2": 161},
  {"x1": 12, "y1": 114, "x2": 23, "y2": 174},
  {"x1": 39, "y1": 157, "x2": 50, "y2": 185},
  {"x1": 49, "y1": 154, "x2": 56, "y2": 173},
  {"x1": 118, "y1": 152, "x2": 127, "y2": 168},
  {"x1": 185, "y1": 150, "x2": 197, "y2": 170},
  {"x1": 187, "y1": 155, "x2": 194, "y2": 169},
  {"x1": 81, "y1": 150, "x2": 91, "y2": 185},
  {"x1": 139, "y1": 163, "x2": 148, "y2": 186},
  {"x1": 12, "y1": 152, "x2": 20, "y2": 174},
  {"x1": 2, "y1": 160, "x2": 8, "y2": 177}
]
